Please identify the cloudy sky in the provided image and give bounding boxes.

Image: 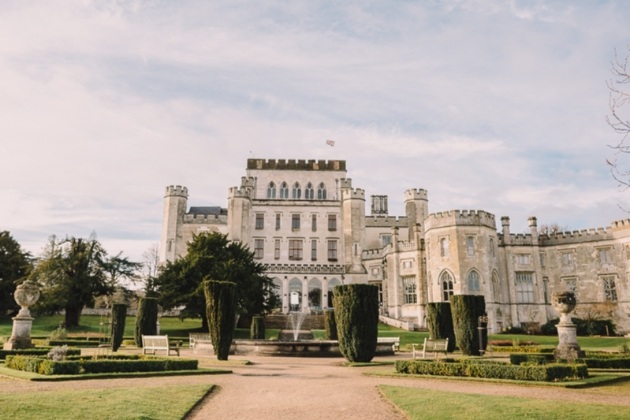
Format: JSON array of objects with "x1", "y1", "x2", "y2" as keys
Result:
[{"x1": 2, "y1": 0, "x2": 629, "y2": 262}]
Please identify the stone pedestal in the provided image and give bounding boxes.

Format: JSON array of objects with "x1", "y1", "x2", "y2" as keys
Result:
[
  {"x1": 3, "y1": 280, "x2": 40, "y2": 350},
  {"x1": 552, "y1": 291, "x2": 585, "y2": 362}
]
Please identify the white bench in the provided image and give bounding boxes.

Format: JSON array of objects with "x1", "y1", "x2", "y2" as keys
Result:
[
  {"x1": 141, "y1": 335, "x2": 180, "y2": 357},
  {"x1": 412, "y1": 337, "x2": 449, "y2": 359},
  {"x1": 189, "y1": 333, "x2": 212, "y2": 350},
  {"x1": 377, "y1": 336, "x2": 400, "y2": 352}
]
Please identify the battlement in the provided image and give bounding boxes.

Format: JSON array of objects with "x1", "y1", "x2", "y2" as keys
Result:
[
  {"x1": 539, "y1": 227, "x2": 611, "y2": 245},
  {"x1": 425, "y1": 210, "x2": 496, "y2": 230},
  {"x1": 240, "y1": 176, "x2": 256, "y2": 188},
  {"x1": 341, "y1": 188, "x2": 365, "y2": 200},
  {"x1": 610, "y1": 219, "x2": 630, "y2": 231},
  {"x1": 165, "y1": 185, "x2": 188, "y2": 198},
  {"x1": 228, "y1": 186, "x2": 252, "y2": 199},
  {"x1": 404, "y1": 188, "x2": 428, "y2": 201},
  {"x1": 247, "y1": 158, "x2": 346, "y2": 171},
  {"x1": 362, "y1": 248, "x2": 385, "y2": 259},
  {"x1": 365, "y1": 216, "x2": 409, "y2": 227},
  {"x1": 339, "y1": 178, "x2": 353, "y2": 189}
]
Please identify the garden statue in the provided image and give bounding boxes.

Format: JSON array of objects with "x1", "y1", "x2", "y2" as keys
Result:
[
  {"x1": 551, "y1": 291, "x2": 585, "y2": 362},
  {"x1": 3, "y1": 280, "x2": 40, "y2": 350}
]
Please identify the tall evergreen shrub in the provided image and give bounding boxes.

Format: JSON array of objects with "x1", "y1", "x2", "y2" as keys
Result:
[
  {"x1": 204, "y1": 279, "x2": 237, "y2": 360},
  {"x1": 324, "y1": 309, "x2": 337, "y2": 340},
  {"x1": 250, "y1": 315, "x2": 265, "y2": 339},
  {"x1": 110, "y1": 304, "x2": 127, "y2": 352},
  {"x1": 134, "y1": 297, "x2": 159, "y2": 347},
  {"x1": 333, "y1": 284, "x2": 379, "y2": 362},
  {"x1": 426, "y1": 302, "x2": 456, "y2": 352},
  {"x1": 450, "y1": 295, "x2": 486, "y2": 356}
]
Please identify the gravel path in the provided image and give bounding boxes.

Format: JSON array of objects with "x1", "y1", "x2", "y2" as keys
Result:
[{"x1": 2, "y1": 350, "x2": 630, "y2": 419}]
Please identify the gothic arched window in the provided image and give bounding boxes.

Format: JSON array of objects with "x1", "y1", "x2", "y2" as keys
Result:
[
  {"x1": 267, "y1": 182, "x2": 276, "y2": 199},
  {"x1": 317, "y1": 182, "x2": 327, "y2": 200},
  {"x1": 292, "y1": 182, "x2": 301, "y2": 199},
  {"x1": 280, "y1": 182, "x2": 289, "y2": 199},
  {"x1": 441, "y1": 271, "x2": 454, "y2": 302}
]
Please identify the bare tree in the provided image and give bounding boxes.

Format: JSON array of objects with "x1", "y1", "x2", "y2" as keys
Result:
[
  {"x1": 538, "y1": 223, "x2": 570, "y2": 236},
  {"x1": 606, "y1": 46, "x2": 630, "y2": 188},
  {"x1": 140, "y1": 243, "x2": 160, "y2": 295}
]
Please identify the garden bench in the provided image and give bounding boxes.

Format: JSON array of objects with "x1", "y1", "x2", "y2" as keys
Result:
[
  {"x1": 189, "y1": 333, "x2": 212, "y2": 350},
  {"x1": 141, "y1": 335, "x2": 180, "y2": 357},
  {"x1": 377, "y1": 336, "x2": 400, "y2": 352},
  {"x1": 412, "y1": 337, "x2": 449, "y2": 359}
]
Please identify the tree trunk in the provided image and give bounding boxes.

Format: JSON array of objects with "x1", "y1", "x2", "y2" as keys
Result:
[{"x1": 64, "y1": 305, "x2": 82, "y2": 328}]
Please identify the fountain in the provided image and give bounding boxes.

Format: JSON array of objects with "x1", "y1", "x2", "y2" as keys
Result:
[
  {"x1": 4, "y1": 280, "x2": 40, "y2": 350},
  {"x1": 277, "y1": 311, "x2": 314, "y2": 341},
  {"x1": 552, "y1": 291, "x2": 585, "y2": 362}
]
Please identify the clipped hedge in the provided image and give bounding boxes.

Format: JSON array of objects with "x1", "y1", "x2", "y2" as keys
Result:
[
  {"x1": 395, "y1": 359, "x2": 588, "y2": 382},
  {"x1": 577, "y1": 357, "x2": 630, "y2": 369},
  {"x1": 490, "y1": 346, "x2": 554, "y2": 354},
  {"x1": 135, "y1": 297, "x2": 159, "y2": 347},
  {"x1": 450, "y1": 295, "x2": 486, "y2": 356},
  {"x1": 48, "y1": 340, "x2": 101, "y2": 348},
  {"x1": 250, "y1": 315, "x2": 265, "y2": 340},
  {"x1": 333, "y1": 284, "x2": 379, "y2": 363},
  {"x1": 0, "y1": 348, "x2": 81, "y2": 360},
  {"x1": 510, "y1": 353, "x2": 556, "y2": 365},
  {"x1": 324, "y1": 309, "x2": 337, "y2": 340},
  {"x1": 204, "y1": 279, "x2": 237, "y2": 361},
  {"x1": 5, "y1": 355, "x2": 198, "y2": 375},
  {"x1": 426, "y1": 302, "x2": 456, "y2": 353}
]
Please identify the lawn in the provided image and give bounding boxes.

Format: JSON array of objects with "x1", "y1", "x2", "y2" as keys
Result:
[
  {"x1": 378, "y1": 385, "x2": 630, "y2": 419},
  {"x1": 0, "y1": 382, "x2": 213, "y2": 420}
]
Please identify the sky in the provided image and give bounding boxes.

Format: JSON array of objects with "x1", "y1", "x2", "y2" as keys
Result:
[{"x1": 2, "y1": 0, "x2": 630, "y2": 263}]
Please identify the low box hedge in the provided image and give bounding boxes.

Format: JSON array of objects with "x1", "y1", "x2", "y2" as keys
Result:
[
  {"x1": 489, "y1": 346, "x2": 554, "y2": 354},
  {"x1": 510, "y1": 353, "x2": 556, "y2": 365},
  {"x1": 49, "y1": 340, "x2": 101, "y2": 348},
  {"x1": 577, "y1": 357, "x2": 630, "y2": 369},
  {"x1": 4, "y1": 354, "x2": 198, "y2": 375},
  {"x1": 395, "y1": 359, "x2": 588, "y2": 381},
  {"x1": 0, "y1": 348, "x2": 81, "y2": 360}
]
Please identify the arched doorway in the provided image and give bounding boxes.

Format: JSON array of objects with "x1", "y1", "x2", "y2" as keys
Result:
[
  {"x1": 308, "y1": 278, "x2": 322, "y2": 312},
  {"x1": 289, "y1": 278, "x2": 303, "y2": 312}
]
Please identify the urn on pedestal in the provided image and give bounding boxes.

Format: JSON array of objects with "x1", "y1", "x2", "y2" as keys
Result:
[
  {"x1": 3, "y1": 280, "x2": 40, "y2": 350},
  {"x1": 551, "y1": 291, "x2": 585, "y2": 362}
]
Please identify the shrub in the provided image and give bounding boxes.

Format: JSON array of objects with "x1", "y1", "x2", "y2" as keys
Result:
[
  {"x1": 450, "y1": 295, "x2": 486, "y2": 356},
  {"x1": 541, "y1": 318, "x2": 617, "y2": 336},
  {"x1": 250, "y1": 315, "x2": 265, "y2": 339},
  {"x1": 49, "y1": 326, "x2": 68, "y2": 341},
  {"x1": 47, "y1": 345, "x2": 69, "y2": 361},
  {"x1": 0, "y1": 348, "x2": 81, "y2": 360},
  {"x1": 426, "y1": 302, "x2": 456, "y2": 352},
  {"x1": 333, "y1": 284, "x2": 379, "y2": 363},
  {"x1": 111, "y1": 304, "x2": 127, "y2": 352},
  {"x1": 324, "y1": 309, "x2": 337, "y2": 340},
  {"x1": 509, "y1": 353, "x2": 555, "y2": 365},
  {"x1": 135, "y1": 297, "x2": 159, "y2": 347},
  {"x1": 204, "y1": 279, "x2": 237, "y2": 361}
]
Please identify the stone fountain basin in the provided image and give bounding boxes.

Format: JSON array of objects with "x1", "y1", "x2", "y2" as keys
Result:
[{"x1": 231, "y1": 339, "x2": 395, "y2": 357}]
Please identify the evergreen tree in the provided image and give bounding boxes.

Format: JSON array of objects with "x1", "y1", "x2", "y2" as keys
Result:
[
  {"x1": 426, "y1": 302, "x2": 456, "y2": 352},
  {"x1": 135, "y1": 297, "x2": 159, "y2": 347},
  {"x1": 0, "y1": 231, "x2": 32, "y2": 316},
  {"x1": 450, "y1": 295, "x2": 486, "y2": 356},
  {"x1": 204, "y1": 279, "x2": 237, "y2": 360},
  {"x1": 333, "y1": 284, "x2": 379, "y2": 362},
  {"x1": 111, "y1": 303, "x2": 127, "y2": 352}
]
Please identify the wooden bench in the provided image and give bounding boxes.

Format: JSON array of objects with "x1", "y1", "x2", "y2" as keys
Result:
[
  {"x1": 377, "y1": 336, "x2": 400, "y2": 352},
  {"x1": 412, "y1": 337, "x2": 449, "y2": 359},
  {"x1": 141, "y1": 335, "x2": 180, "y2": 357}
]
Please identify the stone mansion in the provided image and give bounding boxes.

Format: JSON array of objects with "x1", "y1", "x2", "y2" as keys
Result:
[{"x1": 160, "y1": 158, "x2": 630, "y2": 333}]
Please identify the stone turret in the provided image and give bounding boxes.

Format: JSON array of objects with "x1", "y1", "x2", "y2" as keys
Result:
[
  {"x1": 404, "y1": 189, "x2": 428, "y2": 240},
  {"x1": 160, "y1": 186, "x2": 188, "y2": 263},
  {"x1": 341, "y1": 181, "x2": 366, "y2": 275}
]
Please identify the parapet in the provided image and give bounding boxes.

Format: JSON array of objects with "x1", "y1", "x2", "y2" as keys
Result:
[
  {"x1": 339, "y1": 178, "x2": 353, "y2": 189},
  {"x1": 539, "y1": 227, "x2": 611, "y2": 245},
  {"x1": 240, "y1": 176, "x2": 255, "y2": 188},
  {"x1": 165, "y1": 185, "x2": 188, "y2": 198},
  {"x1": 404, "y1": 188, "x2": 428, "y2": 201},
  {"x1": 365, "y1": 216, "x2": 408, "y2": 228},
  {"x1": 341, "y1": 188, "x2": 365, "y2": 200},
  {"x1": 247, "y1": 158, "x2": 346, "y2": 171},
  {"x1": 228, "y1": 186, "x2": 252, "y2": 199},
  {"x1": 425, "y1": 210, "x2": 496, "y2": 230}
]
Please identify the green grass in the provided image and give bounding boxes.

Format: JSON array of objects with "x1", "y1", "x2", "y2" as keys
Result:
[
  {"x1": 378, "y1": 385, "x2": 630, "y2": 419},
  {"x1": 0, "y1": 383, "x2": 213, "y2": 420}
]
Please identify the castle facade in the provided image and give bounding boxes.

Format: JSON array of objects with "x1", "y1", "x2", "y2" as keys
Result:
[{"x1": 160, "y1": 158, "x2": 630, "y2": 333}]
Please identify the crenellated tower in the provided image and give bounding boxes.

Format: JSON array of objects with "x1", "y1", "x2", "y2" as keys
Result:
[
  {"x1": 404, "y1": 188, "x2": 428, "y2": 240},
  {"x1": 341, "y1": 179, "x2": 367, "y2": 276},
  {"x1": 160, "y1": 185, "x2": 188, "y2": 263}
]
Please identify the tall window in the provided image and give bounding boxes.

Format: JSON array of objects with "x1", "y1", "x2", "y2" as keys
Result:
[
  {"x1": 466, "y1": 236, "x2": 475, "y2": 256},
  {"x1": 274, "y1": 239, "x2": 280, "y2": 260},
  {"x1": 292, "y1": 182, "x2": 301, "y2": 199},
  {"x1": 492, "y1": 271, "x2": 500, "y2": 302},
  {"x1": 280, "y1": 182, "x2": 289, "y2": 199},
  {"x1": 317, "y1": 182, "x2": 327, "y2": 200},
  {"x1": 489, "y1": 238, "x2": 495, "y2": 257},
  {"x1": 255, "y1": 214, "x2": 264, "y2": 230},
  {"x1": 291, "y1": 214, "x2": 300, "y2": 230},
  {"x1": 311, "y1": 239, "x2": 317, "y2": 261},
  {"x1": 275, "y1": 213, "x2": 281, "y2": 230},
  {"x1": 598, "y1": 248, "x2": 613, "y2": 264},
  {"x1": 254, "y1": 239, "x2": 264, "y2": 259},
  {"x1": 328, "y1": 214, "x2": 337, "y2": 231},
  {"x1": 440, "y1": 272, "x2": 454, "y2": 302},
  {"x1": 327, "y1": 240, "x2": 338, "y2": 261},
  {"x1": 516, "y1": 254, "x2": 531, "y2": 265},
  {"x1": 467, "y1": 270, "x2": 480, "y2": 292},
  {"x1": 381, "y1": 234, "x2": 391, "y2": 247},
  {"x1": 440, "y1": 238, "x2": 449, "y2": 257},
  {"x1": 542, "y1": 277, "x2": 549, "y2": 304},
  {"x1": 515, "y1": 272, "x2": 534, "y2": 303},
  {"x1": 267, "y1": 182, "x2": 276, "y2": 198},
  {"x1": 289, "y1": 240, "x2": 303, "y2": 260},
  {"x1": 403, "y1": 276, "x2": 417, "y2": 304},
  {"x1": 305, "y1": 182, "x2": 314, "y2": 199},
  {"x1": 561, "y1": 251, "x2": 574, "y2": 266},
  {"x1": 602, "y1": 276, "x2": 618, "y2": 301},
  {"x1": 312, "y1": 214, "x2": 317, "y2": 231}
]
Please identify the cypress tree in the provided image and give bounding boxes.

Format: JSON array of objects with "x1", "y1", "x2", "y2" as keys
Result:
[
  {"x1": 333, "y1": 284, "x2": 379, "y2": 362},
  {"x1": 324, "y1": 309, "x2": 337, "y2": 340},
  {"x1": 111, "y1": 303, "x2": 127, "y2": 352},
  {"x1": 450, "y1": 295, "x2": 486, "y2": 356},
  {"x1": 134, "y1": 297, "x2": 158, "y2": 347},
  {"x1": 250, "y1": 315, "x2": 265, "y2": 339},
  {"x1": 204, "y1": 279, "x2": 237, "y2": 360},
  {"x1": 426, "y1": 302, "x2": 456, "y2": 353}
]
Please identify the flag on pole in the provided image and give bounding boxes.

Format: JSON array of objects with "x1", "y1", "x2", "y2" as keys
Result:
[{"x1": 326, "y1": 139, "x2": 335, "y2": 147}]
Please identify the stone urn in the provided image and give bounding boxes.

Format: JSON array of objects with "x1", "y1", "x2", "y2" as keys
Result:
[
  {"x1": 3, "y1": 280, "x2": 40, "y2": 350},
  {"x1": 552, "y1": 291, "x2": 576, "y2": 325},
  {"x1": 551, "y1": 291, "x2": 584, "y2": 362}
]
